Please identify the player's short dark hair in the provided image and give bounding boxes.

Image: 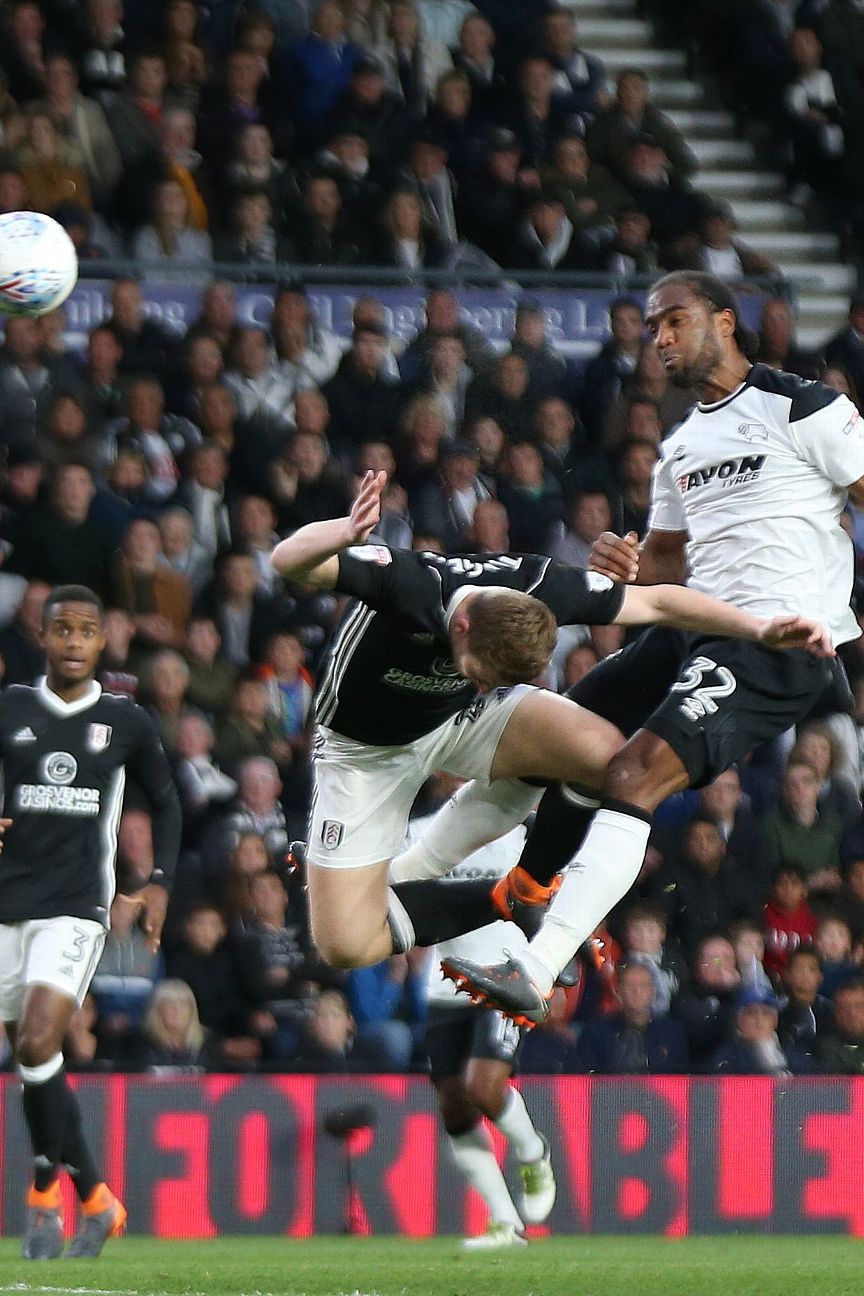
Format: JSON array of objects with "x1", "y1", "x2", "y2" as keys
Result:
[
  {"x1": 651, "y1": 270, "x2": 760, "y2": 360},
  {"x1": 43, "y1": 585, "x2": 103, "y2": 626}
]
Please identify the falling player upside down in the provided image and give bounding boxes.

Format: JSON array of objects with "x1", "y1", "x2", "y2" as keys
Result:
[{"x1": 270, "y1": 409, "x2": 832, "y2": 992}]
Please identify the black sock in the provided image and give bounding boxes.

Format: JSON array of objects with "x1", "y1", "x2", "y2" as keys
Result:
[
  {"x1": 22, "y1": 1069, "x2": 69, "y2": 1191},
  {"x1": 517, "y1": 783, "x2": 598, "y2": 885},
  {"x1": 62, "y1": 1086, "x2": 101, "y2": 1200},
  {"x1": 392, "y1": 878, "x2": 500, "y2": 946}
]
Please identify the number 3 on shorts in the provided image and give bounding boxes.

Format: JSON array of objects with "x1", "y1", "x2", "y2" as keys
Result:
[{"x1": 671, "y1": 655, "x2": 737, "y2": 722}]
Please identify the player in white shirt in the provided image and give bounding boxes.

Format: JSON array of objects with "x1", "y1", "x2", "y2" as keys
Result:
[
  {"x1": 412, "y1": 808, "x2": 555, "y2": 1250},
  {"x1": 441, "y1": 271, "x2": 864, "y2": 1026}
]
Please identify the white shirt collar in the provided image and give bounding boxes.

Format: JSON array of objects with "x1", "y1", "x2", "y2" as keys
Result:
[{"x1": 37, "y1": 677, "x2": 102, "y2": 716}]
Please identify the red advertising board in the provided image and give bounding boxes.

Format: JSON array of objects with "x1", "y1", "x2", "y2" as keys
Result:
[{"x1": 2, "y1": 1074, "x2": 863, "y2": 1237}]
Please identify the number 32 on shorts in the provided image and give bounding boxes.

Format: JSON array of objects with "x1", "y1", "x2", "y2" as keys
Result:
[{"x1": 671, "y1": 655, "x2": 737, "y2": 722}]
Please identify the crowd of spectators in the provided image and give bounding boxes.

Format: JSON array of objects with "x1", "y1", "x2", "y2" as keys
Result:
[
  {"x1": 0, "y1": 0, "x2": 785, "y2": 281},
  {"x1": 0, "y1": 0, "x2": 862, "y2": 1078}
]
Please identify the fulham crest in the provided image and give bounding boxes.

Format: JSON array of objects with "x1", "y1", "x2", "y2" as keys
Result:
[{"x1": 86, "y1": 723, "x2": 112, "y2": 753}]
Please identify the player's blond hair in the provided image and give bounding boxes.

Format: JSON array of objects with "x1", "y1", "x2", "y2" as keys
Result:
[{"x1": 465, "y1": 590, "x2": 557, "y2": 685}]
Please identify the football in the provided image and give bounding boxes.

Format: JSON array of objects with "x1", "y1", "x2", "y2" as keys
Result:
[{"x1": 0, "y1": 211, "x2": 79, "y2": 317}]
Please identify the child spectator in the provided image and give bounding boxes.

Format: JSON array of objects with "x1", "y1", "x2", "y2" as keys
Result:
[
  {"x1": 779, "y1": 947, "x2": 831, "y2": 1060},
  {"x1": 619, "y1": 902, "x2": 687, "y2": 1015},
  {"x1": 814, "y1": 915, "x2": 859, "y2": 996},
  {"x1": 763, "y1": 865, "x2": 819, "y2": 977},
  {"x1": 258, "y1": 631, "x2": 314, "y2": 756}
]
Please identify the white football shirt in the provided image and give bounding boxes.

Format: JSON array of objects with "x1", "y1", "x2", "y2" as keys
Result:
[{"x1": 649, "y1": 365, "x2": 864, "y2": 646}]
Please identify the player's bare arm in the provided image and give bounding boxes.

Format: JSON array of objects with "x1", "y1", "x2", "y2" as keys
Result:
[
  {"x1": 615, "y1": 583, "x2": 834, "y2": 657},
  {"x1": 590, "y1": 527, "x2": 688, "y2": 585},
  {"x1": 270, "y1": 470, "x2": 387, "y2": 588}
]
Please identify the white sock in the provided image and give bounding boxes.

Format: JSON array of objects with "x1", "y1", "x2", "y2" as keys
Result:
[
  {"x1": 493, "y1": 1088, "x2": 544, "y2": 1164},
  {"x1": 389, "y1": 778, "x2": 539, "y2": 882},
  {"x1": 447, "y1": 1124, "x2": 523, "y2": 1231},
  {"x1": 521, "y1": 807, "x2": 651, "y2": 994}
]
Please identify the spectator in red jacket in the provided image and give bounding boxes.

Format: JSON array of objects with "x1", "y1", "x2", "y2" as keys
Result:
[{"x1": 763, "y1": 864, "x2": 819, "y2": 977}]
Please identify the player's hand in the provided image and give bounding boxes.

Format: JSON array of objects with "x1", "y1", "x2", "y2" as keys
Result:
[
  {"x1": 758, "y1": 615, "x2": 835, "y2": 657},
  {"x1": 0, "y1": 818, "x2": 12, "y2": 853},
  {"x1": 135, "y1": 883, "x2": 169, "y2": 954},
  {"x1": 589, "y1": 530, "x2": 640, "y2": 583},
  {"x1": 345, "y1": 470, "x2": 387, "y2": 545}
]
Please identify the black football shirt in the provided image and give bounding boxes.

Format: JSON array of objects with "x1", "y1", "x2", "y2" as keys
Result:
[
  {"x1": 0, "y1": 679, "x2": 181, "y2": 925},
  {"x1": 315, "y1": 547, "x2": 625, "y2": 744}
]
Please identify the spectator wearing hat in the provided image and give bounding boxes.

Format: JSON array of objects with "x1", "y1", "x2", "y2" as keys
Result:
[
  {"x1": 409, "y1": 438, "x2": 491, "y2": 552},
  {"x1": 314, "y1": 124, "x2": 381, "y2": 233},
  {"x1": 587, "y1": 67, "x2": 696, "y2": 185},
  {"x1": 509, "y1": 189, "x2": 592, "y2": 270},
  {"x1": 457, "y1": 126, "x2": 535, "y2": 264},
  {"x1": 327, "y1": 52, "x2": 406, "y2": 167},
  {"x1": 709, "y1": 987, "x2": 811, "y2": 1075},
  {"x1": 371, "y1": 0, "x2": 452, "y2": 116},
  {"x1": 574, "y1": 960, "x2": 689, "y2": 1075},
  {"x1": 398, "y1": 127, "x2": 459, "y2": 245}
]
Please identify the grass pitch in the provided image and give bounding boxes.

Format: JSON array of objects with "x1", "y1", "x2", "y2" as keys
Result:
[{"x1": 0, "y1": 1236, "x2": 863, "y2": 1296}]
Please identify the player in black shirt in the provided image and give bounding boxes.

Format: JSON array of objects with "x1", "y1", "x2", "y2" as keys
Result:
[
  {"x1": 1, "y1": 585, "x2": 181, "y2": 1260},
  {"x1": 271, "y1": 471, "x2": 829, "y2": 975}
]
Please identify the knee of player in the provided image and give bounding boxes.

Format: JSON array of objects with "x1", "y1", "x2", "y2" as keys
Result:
[
  {"x1": 437, "y1": 1087, "x2": 480, "y2": 1135},
  {"x1": 465, "y1": 1071, "x2": 508, "y2": 1118},
  {"x1": 16, "y1": 1026, "x2": 64, "y2": 1070},
  {"x1": 604, "y1": 736, "x2": 683, "y2": 808}
]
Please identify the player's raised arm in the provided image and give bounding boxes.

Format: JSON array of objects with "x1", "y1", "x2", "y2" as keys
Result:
[
  {"x1": 270, "y1": 470, "x2": 387, "y2": 588},
  {"x1": 615, "y1": 583, "x2": 834, "y2": 656}
]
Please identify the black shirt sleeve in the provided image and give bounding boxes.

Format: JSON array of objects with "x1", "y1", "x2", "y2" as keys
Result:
[
  {"x1": 530, "y1": 560, "x2": 627, "y2": 626},
  {"x1": 127, "y1": 707, "x2": 182, "y2": 890}
]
